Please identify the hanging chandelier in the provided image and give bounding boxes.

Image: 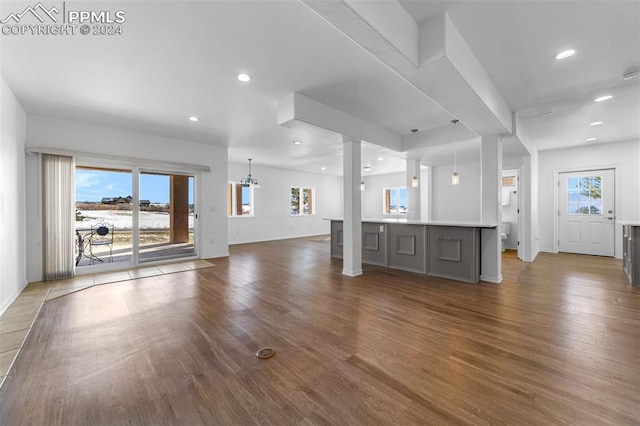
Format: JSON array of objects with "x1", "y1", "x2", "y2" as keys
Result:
[{"x1": 241, "y1": 158, "x2": 259, "y2": 187}]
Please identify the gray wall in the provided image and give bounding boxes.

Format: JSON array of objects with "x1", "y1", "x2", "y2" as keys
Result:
[{"x1": 0, "y1": 75, "x2": 27, "y2": 313}]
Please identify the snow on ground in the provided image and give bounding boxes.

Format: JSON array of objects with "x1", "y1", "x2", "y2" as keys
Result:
[{"x1": 77, "y1": 210, "x2": 194, "y2": 230}]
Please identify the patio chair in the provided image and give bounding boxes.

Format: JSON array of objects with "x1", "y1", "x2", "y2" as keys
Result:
[{"x1": 88, "y1": 223, "x2": 114, "y2": 264}]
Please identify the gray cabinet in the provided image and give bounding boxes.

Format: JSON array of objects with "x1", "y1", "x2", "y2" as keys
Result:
[
  {"x1": 387, "y1": 224, "x2": 426, "y2": 274},
  {"x1": 330, "y1": 220, "x2": 343, "y2": 258},
  {"x1": 622, "y1": 225, "x2": 639, "y2": 286},
  {"x1": 427, "y1": 226, "x2": 480, "y2": 283},
  {"x1": 329, "y1": 220, "x2": 487, "y2": 283},
  {"x1": 362, "y1": 222, "x2": 387, "y2": 266}
]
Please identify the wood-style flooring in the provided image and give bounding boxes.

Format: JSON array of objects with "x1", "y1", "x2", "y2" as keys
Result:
[{"x1": 0, "y1": 239, "x2": 638, "y2": 425}]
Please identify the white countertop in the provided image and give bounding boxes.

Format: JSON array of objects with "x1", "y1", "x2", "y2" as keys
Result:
[
  {"x1": 325, "y1": 218, "x2": 497, "y2": 228},
  {"x1": 617, "y1": 221, "x2": 640, "y2": 226}
]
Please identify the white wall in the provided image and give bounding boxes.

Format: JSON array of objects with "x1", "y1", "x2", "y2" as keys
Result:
[
  {"x1": 538, "y1": 140, "x2": 639, "y2": 258},
  {"x1": 361, "y1": 171, "x2": 405, "y2": 219},
  {"x1": 0, "y1": 76, "x2": 27, "y2": 313},
  {"x1": 228, "y1": 163, "x2": 342, "y2": 244},
  {"x1": 432, "y1": 161, "x2": 481, "y2": 221},
  {"x1": 25, "y1": 114, "x2": 229, "y2": 281}
]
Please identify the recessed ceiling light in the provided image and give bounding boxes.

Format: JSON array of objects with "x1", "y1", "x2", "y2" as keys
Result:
[
  {"x1": 594, "y1": 95, "x2": 613, "y2": 102},
  {"x1": 237, "y1": 73, "x2": 251, "y2": 82},
  {"x1": 586, "y1": 137, "x2": 597, "y2": 142},
  {"x1": 590, "y1": 121, "x2": 603, "y2": 126},
  {"x1": 377, "y1": 157, "x2": 384, "y2": 161},
  {"x1": 623, "y1": 70, "x2": 640, "y2": 80},
  {"x1": 555, "y1": 48, "x2": 577, "y2": 60},
  {"x1": 293, "y1": 140, "x2": 302, "y2": 145},
  {"x1": 321, "y1": 166, "x2": 326, "y2": 170},
  {"x1": 363, "y1": 165, "x2": 372, "y2": 172},
  {"x1": 188, "y1": 116, "x2": 199, "y2": 122}
]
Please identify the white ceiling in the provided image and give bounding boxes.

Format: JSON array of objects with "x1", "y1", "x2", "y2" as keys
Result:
[{"x1": 2, "y1": 1, "x2": 639, "y2": 176}]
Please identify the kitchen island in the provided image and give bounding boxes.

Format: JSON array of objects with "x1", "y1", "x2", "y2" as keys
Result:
[
  {"x1": 329, "y1": 219, "x2": 496, "y2": 283},
  {"x1": 620, "y1": 221, "x2": 640, "y2": 286}
]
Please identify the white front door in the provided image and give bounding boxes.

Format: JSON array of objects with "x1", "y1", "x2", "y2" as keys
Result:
[{"x1": 558, "y1": 169, "x2": 615, "y2": 256}]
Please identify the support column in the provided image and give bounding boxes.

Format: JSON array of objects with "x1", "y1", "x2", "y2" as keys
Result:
[
  {"x1": 480, "y1": 135, "x2": 502, "y2": 283},
  {"x1": 422, "y1": 166, "x2": 433, "y2": 222},
  {"x1": 406, "y1": 159, "x2": 421, "y2": 221},
  {"x1": 170, "y1": 175, "x2": 189, "y2": 243},
  {"x1": 343, "y1": 140, "x2": 362, "y2": 277}
]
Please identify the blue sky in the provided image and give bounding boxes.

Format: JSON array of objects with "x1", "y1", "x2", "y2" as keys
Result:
[{"x1": 76, "y1": 169, "x2": 194, "y2": 203}]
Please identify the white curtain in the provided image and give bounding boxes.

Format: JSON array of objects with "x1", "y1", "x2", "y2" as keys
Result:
[{"x1": 42, "y1": 154, "x2": 75, "y2": 280}]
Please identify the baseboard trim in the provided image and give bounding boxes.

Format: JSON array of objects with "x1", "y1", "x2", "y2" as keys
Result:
[
  {"x1": 201, "y1": 250, "x2": 230, "y2": 259},
  {"x1": 523, "y1": 249, "x2": 540, "y2": 263},
  {"x1": 480, "y1": 274, "x2": 503, "y2": 284},
  {"x1": 229, "y1": 233, "x2": 329, "y2": 246},
  {"x1": 0, "y1": 278, "x2": 29, "y2": 317},
  {"x1": 342, "y1": 269, "x2": 363, "y2": 277}
]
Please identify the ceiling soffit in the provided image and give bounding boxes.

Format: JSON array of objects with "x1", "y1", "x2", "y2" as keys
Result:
[{"x1": 298, "y1": 0, "x2": 514, "y2": 140}]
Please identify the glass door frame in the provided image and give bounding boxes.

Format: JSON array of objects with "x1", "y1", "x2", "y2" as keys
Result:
[
  {"x1": 74, "y1": 159, "x2": 199, "y2": 275},
  {"x1": 137, "y1": 167, "x2": 198, "y2": 264}
]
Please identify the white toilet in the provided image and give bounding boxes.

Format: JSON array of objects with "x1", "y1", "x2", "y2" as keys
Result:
[{"x1": 501, "y1": 222, "x2": 511, "y2": 252}]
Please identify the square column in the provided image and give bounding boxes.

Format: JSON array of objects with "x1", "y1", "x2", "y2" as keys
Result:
[
  {"x1": 170, "y1": 175, "x2": 189, "y2": 243},
  {"x1": 406, "y1": 159, "x2": 421, "y2": 221},
  {"x1": 343, "y1": 140, "x2": 362, "y2": 277},
  {"x1": 480, "y1": 134, "x2": 502, "y2": 283}
]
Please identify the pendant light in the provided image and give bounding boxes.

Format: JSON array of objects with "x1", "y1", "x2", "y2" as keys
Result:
[
  {"x1": 411, "y1": 176, "x2": 419, "y2": 188},
  {"x1": 240, "y1": 158, "x2": 260, "y2": 187},
  {"x1": 360, "y1": 181, "x2": 366, "y2": 191},
  {"x1": 452, "y1": 150, "x2": 459, "y2": 185}
]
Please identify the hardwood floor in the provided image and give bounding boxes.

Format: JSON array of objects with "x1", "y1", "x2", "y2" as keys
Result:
[{"x1": 1, "y1": 239, "x2": 638, "y2": 425}]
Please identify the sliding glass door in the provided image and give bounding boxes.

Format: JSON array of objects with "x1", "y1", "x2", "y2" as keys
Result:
[
  {"x1": 75, "y1": 164, "x2": 197, "y2": 271},
  {"x1": 75, "y1": 166, "x2": 134, "y2": 267},
  {"x1": 138, "y1": 171, "x2": 196, "y2": 262}
]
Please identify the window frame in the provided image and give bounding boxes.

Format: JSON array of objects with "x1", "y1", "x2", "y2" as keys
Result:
[
  {"x1": 290, "y1": 186, "x2": 315, "y2": 216},
  {"x1": 382, "y1": 186, "x2": 408, "y2": 216},
  {"x1": 227, "y1": 181, "x2": 255, "y2": 218}
]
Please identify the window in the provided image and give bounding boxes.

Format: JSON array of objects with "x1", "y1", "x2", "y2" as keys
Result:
[
  {"x1": 291, "y1": 187, "x2": 314, "y2": 216},
  {"x1": 228, "y1": 182, "x2": 253, "y2": 217},
  {"x1": 383, "y1": 187, "x2": 407, "y2": 215},
  {"x1": 502, "y1": 176, "x2": 516, "y2": 187},
  {"x1": 567, "y1": 176, "x2": 602, "y2": 215}
]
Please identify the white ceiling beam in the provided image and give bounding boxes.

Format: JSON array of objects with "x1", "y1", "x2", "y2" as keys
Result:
[
  {"x1": 277, "y1": 93, "x2": 402, "y2": 151},
  {"x1": 510, "y1": 112, "x2": 535, "y2": 154},
  {"x1": 299, "y1": 0, "x2": 419, "y2": 70},
  {"x1": 402, "y1": 123, "x2": 478, "y2": 151},
  {"x1": 299, "y1": 1, "x2": 513, "y2": 137},
  {"x1": 416, "y1": 13, "x2": 512, "y2": 135}
]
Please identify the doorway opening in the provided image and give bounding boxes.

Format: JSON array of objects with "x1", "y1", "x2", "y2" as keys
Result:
[{"x1": 501, "y1": 169, "x2": 521, "y2": 260}]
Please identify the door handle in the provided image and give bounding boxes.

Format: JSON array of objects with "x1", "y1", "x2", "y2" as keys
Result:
[{"x1": 605, "y1": 217, "x2": 614, "y2": 220}]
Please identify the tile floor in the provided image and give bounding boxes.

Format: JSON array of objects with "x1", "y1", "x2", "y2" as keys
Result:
[{"x1": 0, "y1": 258, "x2": 215, "y2": 387}]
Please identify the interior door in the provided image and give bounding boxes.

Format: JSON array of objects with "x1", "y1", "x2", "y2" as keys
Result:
[{"x1": 558, "y1": 169, "x2": 615, "y2": 256}]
